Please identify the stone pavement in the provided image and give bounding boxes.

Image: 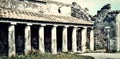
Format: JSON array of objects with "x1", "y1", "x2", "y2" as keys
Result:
[{"x1": 80, "y1": 53, "x2": 120, "y2": 59}]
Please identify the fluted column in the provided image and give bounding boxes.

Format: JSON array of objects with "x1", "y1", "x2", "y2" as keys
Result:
[
  {"x1": 90, "y1": 28, "x2": 94, "y2": 51},
  {"x1": 81, "y1": 27, "x2": 87, "y2": 52},
  {"x1": 8, "y1": 22, "x2": 16, "y2": 57},
  {"x1": 39, "y1": 24, "x2": 45, "y2": 53},
  {"x1": 72, "y1": 26, "x2": 77, "y2": 52},
  {"x1": 51, "y1": 25, "x2": 57, "y2": 54},
  {"x1": 24, "y1": 23, "x2": 32, "y2": 55},
  {"x1": 62, "y1": 26, "x2": 69, "y2": 52}
]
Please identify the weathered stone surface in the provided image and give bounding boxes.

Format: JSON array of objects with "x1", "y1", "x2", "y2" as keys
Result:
[
  {"x1": 71, "y1": 2, "x2": 92, "y2": 21},
  {"x1": 0, "y1": 0, "x2": 46, "y2": 13},
  {"x1": 51, "y1": 25, "x2": 57, "y2": 54},
  {"x1": 72, "y1": 26, "x2": 77, "y2": 52},
  {"x1": 90, "y1": 28, "x2": 94, "y2": 51},
  {"x1": 24, "y1": 25, "x2": 31, "y2": 55},
  {"x1": 8, "y1": 24, "x2": 16, "y2": 57},
  {"x1": 39, "y1": 25, "x2": 45, "y2": 53},
  {"x1": 81, "y1": 27, "x2": 87, "y2": 52},
  {"x1": 62, "y1": 26, "x2": 68, "y2": 52},
  {"x1": 116, "y1": 13, "x2": 120, "y2": 51}
]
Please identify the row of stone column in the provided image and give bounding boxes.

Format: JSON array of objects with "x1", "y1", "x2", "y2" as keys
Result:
[{"x1": 8, "y1": 23, "x2": 94, "y2": 57}]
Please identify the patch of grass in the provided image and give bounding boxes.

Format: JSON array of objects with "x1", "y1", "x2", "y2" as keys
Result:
[{"x1": 0, "y1": 53, "x2": 94, "y2": 59}]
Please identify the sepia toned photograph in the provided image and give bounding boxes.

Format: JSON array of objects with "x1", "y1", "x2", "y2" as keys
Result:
[{"x1": 0, "y1": 0, "x2": 119, "y2": 59}]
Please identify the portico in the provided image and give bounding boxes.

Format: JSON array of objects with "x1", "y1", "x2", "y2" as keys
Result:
[{"x1": 0, "y1": 8, "x2": 94, "y2": 57}]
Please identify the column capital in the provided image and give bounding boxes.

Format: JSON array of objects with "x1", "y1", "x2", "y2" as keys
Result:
[
  {"x1": 91, "y1": 27, "x2": 94, "y2": 30},
  {"x1": 83, "y1": 27, "x2": 87, "y2": 29},
  {"x1": 53, "y1": 25, "x2": 58, "y2": 27},
  {"x1": 64, "y1": 25, "x2": 69, "y2": 28},
  {"x1": 11, "y1": 22, "x2": 17, "y2": 25},
  {"x1": 41, "y1": 24, "x2": 46, "y2": 26},
  {"x1": 74, "y1": 26, "x2": 78, "y2": 28},
  {"x1": 27, "y1": 23, "x2": 32, "y2": 26}
]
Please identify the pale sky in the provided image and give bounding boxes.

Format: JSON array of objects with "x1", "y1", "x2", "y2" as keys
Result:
[{"x1": 52, "y1": 0, "x2": 120, "y2": 16}]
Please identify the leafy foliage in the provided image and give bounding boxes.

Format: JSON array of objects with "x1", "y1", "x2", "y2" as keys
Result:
[{"x1": 93, "y1": 4, "x2": 119, "y2": 51}]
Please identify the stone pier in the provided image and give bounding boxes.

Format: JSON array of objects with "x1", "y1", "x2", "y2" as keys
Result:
[
  {"x1": 72, "y1": 26, "x2": 78, "y2": 52},
  {"x1": 62, "y1": 26, "x2": 69, "y2": 52},
  {"x1": 39, "y1": 24, "x2": 46, "y2": 53},
  {"x1": 90, "y1": 28, "x2": 94, "y2": 51},
  {"x1": 81, "y1": 27, "x2": 87, "y2": 52},
  {"x1": 24, "y1": 24, "x2": 32, "y2": 55},
  {"x1": 8, "y1": 22, "x2": 16, "y2": 57},
  {"x1": 51, "y1": 25, "x2": 57, "y2": 54}
]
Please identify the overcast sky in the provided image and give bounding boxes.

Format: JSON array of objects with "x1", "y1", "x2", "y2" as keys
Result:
[{"x1": 52, "y1": 0, "x2": 120, "y2": 16}]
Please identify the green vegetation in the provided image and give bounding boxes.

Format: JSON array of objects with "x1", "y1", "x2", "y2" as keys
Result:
[{"x1": 0, "y1": 53, "x2": 94, "y2": 59}]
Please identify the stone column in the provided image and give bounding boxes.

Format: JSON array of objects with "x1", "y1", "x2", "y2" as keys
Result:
[
  {"x1": 72, "y1": 26, "x2": 77, "y2": 52},
  {"x1": 8, "y1": 22, "x2": 16, "y2": 57},
  {"x1": 39, "y1": 24, "x2": 45, "y2": 53},
  {"x1": 90, "y1": 28, "x2": 94, "y2": 51},
  {"x1": 81, "y1": 27, "x2": 87, "y2": 52},
  {"x1": 62, "y1": 26, "x2": 69, "y2": 52},
  {"x1": 51, "y1": 25, "x2": 57, "y2": 54},
  {"x1": 24, "y1": 23, "x2": 32, "y2": 55},
  {"x1": 116, "y1": 19, "x2": 120, "y2": 51}
]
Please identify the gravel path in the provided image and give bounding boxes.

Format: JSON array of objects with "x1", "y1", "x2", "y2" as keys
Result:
[{"x1": 80, "y1": 53, "x2": 120, "y2": 59}]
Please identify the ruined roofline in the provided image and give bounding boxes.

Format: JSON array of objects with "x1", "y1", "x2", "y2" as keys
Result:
[
  {"x1": 108, "y1": 10, "x2": 120, "y2": 14},
  {"x1": 46, "y1": 0, "x2": 88, "y2": 12},
  {"x1": 0, "y1": 8, "x2": 94, "y2": 25},
  {"x1": 46, "y1": 0, "x2": 72, "y2": 7}
]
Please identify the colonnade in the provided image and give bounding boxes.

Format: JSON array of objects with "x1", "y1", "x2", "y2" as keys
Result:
[{"x1": 8, "y1": 23, "x2": 94, "y2": 57}]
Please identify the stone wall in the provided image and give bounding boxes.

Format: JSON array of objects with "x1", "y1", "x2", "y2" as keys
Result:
[{"x1": 0, "y1": 0, "x2": 47, "y2": 13}]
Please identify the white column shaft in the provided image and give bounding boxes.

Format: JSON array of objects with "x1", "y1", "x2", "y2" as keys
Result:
[
  {"x1": 62, "y1": 27, "x2": 68, "y2": 52},
  {"x1": 51, "y1": 26, "x2": 57, "y2": 54},
  {"x1": 116, "y1": 22, "x2": 120, "y2": 51},
  {"x1": 24, "y1": 25, "x2": 31, "y2": 55},
  {"x1": 39, "y1": 26, "x2": 45, "y2": 53},
  {"x1": 72, "y1": 27, "x2": 77, "y2": 52},
  {"x1": 8, "y1": 25, "x2": 16, "y2": 57},
  {"x1": 81, "y1": 27, "x2": 87, "y2": 52},
  {"x1": 90, "y1": 29, "x2": 94, "y2": 51}
]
